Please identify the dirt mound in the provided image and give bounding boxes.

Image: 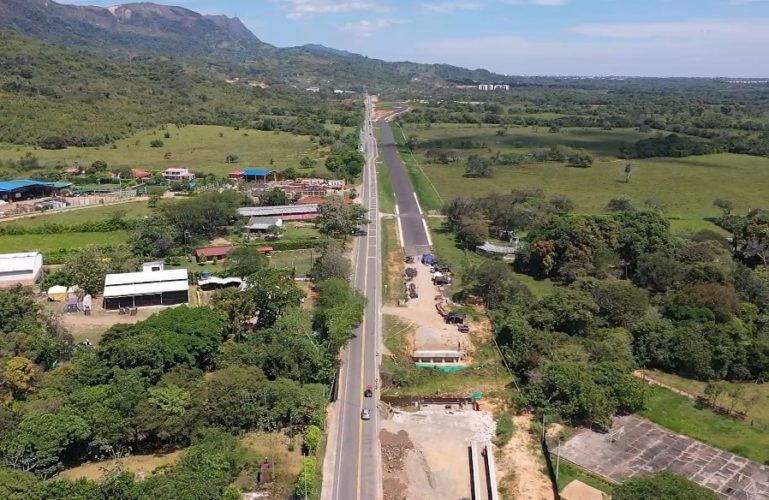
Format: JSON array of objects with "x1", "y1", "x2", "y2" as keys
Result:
[
  {"x1": 381, "y1": 429, "x2": 414, "y2": 500},
  {"x1": 380, "y1": 429, "x2": 414, "y2": 473}
]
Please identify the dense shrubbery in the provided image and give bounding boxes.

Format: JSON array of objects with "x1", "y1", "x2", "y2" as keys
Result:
[{"x1": 620, "y1": 133, "x2": 717, "y2": 158}]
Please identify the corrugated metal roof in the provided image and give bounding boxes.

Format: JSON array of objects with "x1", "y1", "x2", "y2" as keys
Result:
[
  {"x1": 412, "y1": 350, "x2": 464, "y2": 358},
  {"x1": 104, "y1": 269, "x2": 188, "y2": 287},
  {"x1": 103, "y1": 280, "x2": 190, "y2": 298},
  {"x1": 0, "y1": 179, "x2": 63, "y2": 192},
  {"x1": 244, "y1": 217, "x2": 282, "y2": 230},
  {"x1": 243, "y1": 168, "x2": 275, "y2": 177},
  {"x1": 238, "y1": 204, "x2": 318, "y2": 217},
  {"x1": 0, "y1": 252, "x2": 42, "y2": 273}
]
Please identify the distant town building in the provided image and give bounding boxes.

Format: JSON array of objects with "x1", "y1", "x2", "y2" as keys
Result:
[
  {"x1": 306, "y1": 87, "x2": 320, "y2": 92},
  {"x1": 161, "y1": 168, "x2": 195, "y2": 181},
  {"x1": 478, "y1": 84, "x2": 510, "y2": 91},
  {"x1": 0, "y1": 252, "x2": 43, "y2": 287}
]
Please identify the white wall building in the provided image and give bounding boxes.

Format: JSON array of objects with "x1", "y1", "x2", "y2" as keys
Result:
[
  {"x1": 0, "y1": 252, "x2": 43, "y2": 287},
  {"x1": 103, "y1": 268, "x2": 189, "y2": 309}
]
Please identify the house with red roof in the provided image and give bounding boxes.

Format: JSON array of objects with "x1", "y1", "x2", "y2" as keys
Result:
[{"x1": 131, "y1": 168, "x2": 152, "y2": 181}]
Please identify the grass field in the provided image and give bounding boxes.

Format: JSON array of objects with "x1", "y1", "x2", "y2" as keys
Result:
[
  {"x1": 0, "y1": 124, "x2": 335, "y2": 177},
  {"x1": 0, "y1": 230, "x2": 131, "y2": 254},
  {"x1": 401, "y1": 123, "x2": 769, "y2": 222},
  {"x1": 640, "y1": 385, "x2": 769, "y2": 464},
  {"x1": 376, "y1": 159, "x2": 396, "y2": 215},
  {"x1": 643, "y1": 370, "x2": 769, "y2": 428},
  {"x1": 1, "y1": 201, "x2": 153, "y2": 227},
  {"x1": 269, "y1": 248, "x2": 316, "y2": 277}
]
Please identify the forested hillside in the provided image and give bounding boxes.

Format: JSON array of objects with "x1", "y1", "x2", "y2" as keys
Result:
[{"x1": 0, "y1": 31, "x2": 361, "y2": 147}]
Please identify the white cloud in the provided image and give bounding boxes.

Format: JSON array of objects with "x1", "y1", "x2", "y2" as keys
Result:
[
  {"x1": 569, "y1": 19, "x2": 769, "y2": 42},
  {"x1": 271, "y1": 0, "x2": 389, "y2": 20},
  {"x1": 501, "y1": 0, "x2": 570, "y2": 6},
  {"x1": 414, "y1": 19, "x2": 769, "y2": 77},
  {"x1": 340, "y1": 18, "x2": 406, "y2": 37},
  {"x1": 423, "y1": 1, "x2": 486, "y2": 13}
]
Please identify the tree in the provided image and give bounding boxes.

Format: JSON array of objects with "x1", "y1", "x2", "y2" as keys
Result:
[
  {"x1": 131, "y1": 219, "x2": 178, "y2": 258},
  {"x1": 465, "y1": 261, "x2": 532, "y2": 310},
  {"x1": 464, "y1": 154, "x2": 493, "y2": 178},
  {"x1": 0, "y1": 285, "x2": 40, "y2": 334},
  {"x1": 405, "y1": 135, "x2": 419, "y2": 152},
  {"x1": 303, "y1": 425, "x2": 322, "y2": 455},
  {"x1": 295, "y1": 456, "x2": 318, "y2": 498},
  {"x1": 325, "y1": 149, "x2": 364, "y2": 181},
  {"x1": 456, "y1": 216, "x2": 488, "y2": 248},
  {"x1": 316, "y1": 197, "x2": 368, "y2": 239},
  {"x1": 150, "y1": 139, "x2": 164, "y2": 148},
  {"x1": 260, "y1": 187, "x2": 289, "y2": 207},
  {"x1": 3, "y1": 357, "x2": 39, "y2": 399},
  {"x1": 310, "y1": 244, "x2": 351, "y2": 282},
  {"x1": 299, "y1": 156, "x2": 317, "y2": 169},
  {"x1": 1, "y1": 408, "x2": 91, "y2": 478},
  {"x1": 586, "y1": 281, "x2": 649, "y2": 328},
  {"x1": 613, "y1": 471, "x2": 717, "y2": 500},
  {"x1": 64, "y1": 247, "x2": 110, "y2": 295},
  {"x1": 225, "y1": 153, "x2": 239, "y2": 164},
  {"x1": 162, "y1": 190, "x2": 249, "y2": 239},
  {"x1": 713, "y1": 198, "x2": 733, "y2": 215},
  {"x1": 567, "y1": 151, "x2": 593, "y2": 167},
  {"x1": 528, "y1": 288, "x2": 598, "y2": 336},
  {"x1": 623, "y1": 163, "x2": 633, "y2": 183},
  {"x1": 633, "y1": 252, "x2": 684, "y2": 293},
  {"x1": 607, "y1": 196, "x2": 634, "y2": 212},
  {"x1": 734, "y1": 210, "x2": 769, "y2": 267},
  {"x1": 86, "y1": 160, "x2": 108, "y2": 175},
  {"x1": 225, "y1": 247, "x2": 267, "y2": 279},
  {"x1": 39, "y1": 136, "x2": 67, "y2": 150},
  {"x1": 237, "y1": 269, "x2": 306, "y2": 329}
]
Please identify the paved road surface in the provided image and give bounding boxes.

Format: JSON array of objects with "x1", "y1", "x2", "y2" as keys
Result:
[
  {"x1": 326, "y1": 96, "x2": 382, "y2": 500},
  {"x1": 377, "y1": 117, "x2": 432, "y2": 257}
]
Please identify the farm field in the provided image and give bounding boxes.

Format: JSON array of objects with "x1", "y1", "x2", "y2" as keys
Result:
[
  {"x1": 1, "y1": 201, "x2": 153, "y2": 227},
  {"x1": 401, "y1": 123, "x2": 769, "y2": 222},
  {"x1": 0, "y1": 124, "x2": 336, "y2": 177},
  {"x1": 0, "y1": 230, "x2": 131, "y2": 254}
]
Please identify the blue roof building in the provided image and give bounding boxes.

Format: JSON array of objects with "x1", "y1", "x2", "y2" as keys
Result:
[
  {"x1": 242, "y1": 169, "x2": 276, "y2": 181},
  {"x1": 0, "y1": 179, "x2": 71, "y2": 201}
]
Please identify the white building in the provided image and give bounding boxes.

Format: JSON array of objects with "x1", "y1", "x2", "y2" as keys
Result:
[
  {"x1": 103, "y1": 267, "x2": 189, "y2": 310},
  {"x1": 0, "y1": 252, "x2": 43, "y2": 287},
  {"x1": 478, "y1": 84, "x2": 510, "y2": 91},
  {"x1": 162, "y1": 168, "x2": 195, "y2": 181}
]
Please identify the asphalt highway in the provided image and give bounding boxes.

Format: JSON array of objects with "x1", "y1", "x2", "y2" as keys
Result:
[
  {"x1": 327, "y1": 96, "x2": 382, "y2": 500},
  {"x1": 377, "y1": 116, "x2": 432, "y2": 257}
]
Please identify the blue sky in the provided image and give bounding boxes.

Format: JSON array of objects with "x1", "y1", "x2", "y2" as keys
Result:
[{"x1": 64, "y1": 0, "x2": 769, "y2": 77}]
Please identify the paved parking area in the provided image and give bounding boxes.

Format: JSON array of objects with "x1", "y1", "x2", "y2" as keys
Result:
[{"x1": 559, "y1": 415, "x2": 769, "y2": 499}]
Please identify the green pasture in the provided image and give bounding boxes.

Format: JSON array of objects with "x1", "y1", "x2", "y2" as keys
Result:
[
  {"x1": 1, "y1": 201, "x2": 153, "y2": 227},
  {"x1": 0, "y1": 124, "x2": 334, "y2": 176},
  {"x1": 640, "y1": 385, "x2": 769, "y2": 464},
  {"x1": 401, "y1": 123, "x2": 769, "y2": 221},
  {"x1": 0, "y1": 231, "x2": 131, "y2": 254}
]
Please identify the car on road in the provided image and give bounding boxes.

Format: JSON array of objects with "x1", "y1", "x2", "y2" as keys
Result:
[
  {"x1": 361, "y1": 408, "x2": 371, "y2": 420},
  {"x1": 364, "y1": 385, "x2": 373, "y2": 397}
]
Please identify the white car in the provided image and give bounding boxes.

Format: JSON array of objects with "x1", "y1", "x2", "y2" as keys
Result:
[{"x1": 361, "y1": 408, "x2": 371, "y2": 420}]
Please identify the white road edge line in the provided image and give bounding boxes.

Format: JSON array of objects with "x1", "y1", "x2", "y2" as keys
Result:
[
  {"x1": 422, "y1": 217, "x2": 433, "y2": 247},
  {"x1": 413, "y1": 192, "x2": 423, "y2": 215}
]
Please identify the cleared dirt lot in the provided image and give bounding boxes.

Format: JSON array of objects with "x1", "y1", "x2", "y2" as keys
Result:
[
  {"x1": 559, "y1": 415, "x2": 769, "y2": 499},
  {"x1": 380, "y1": 405, "x2": 495, "y2": 500}
]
